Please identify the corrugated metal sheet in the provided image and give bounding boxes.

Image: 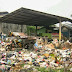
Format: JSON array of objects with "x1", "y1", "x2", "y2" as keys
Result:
[
  {"x1": 0, "y1": 7, "x2": 72, "y2": 27},
  {"x1": 63, "y1": 23, "x2": 72, "y2": 30},
  {"x1": 0, "y1": 12, "x2": 8, "y2": 17}
]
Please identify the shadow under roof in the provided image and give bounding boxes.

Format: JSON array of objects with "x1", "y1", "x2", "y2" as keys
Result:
[{"x1": 0, "y1": 7, "x2": 72, "y2": 27}]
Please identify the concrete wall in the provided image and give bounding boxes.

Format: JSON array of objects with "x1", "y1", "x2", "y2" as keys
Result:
[{"x1": 0, "y1": 22, "x2": 27, "y2": 34}]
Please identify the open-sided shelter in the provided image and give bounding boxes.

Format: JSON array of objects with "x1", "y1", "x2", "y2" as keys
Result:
[{"x1": 0, "y1": 7, "x2": 72, "y2": 40}]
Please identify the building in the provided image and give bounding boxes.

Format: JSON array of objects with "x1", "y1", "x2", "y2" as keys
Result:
[
  {"x1": 62, "y1": 23, "x2": 72, "y2": 39},
  {"x1": 0, "y1": 12, "x2": 27, "y2": 34},
  {"x1": 0, "y1": 12, "x2": 8, "y2": 17}
]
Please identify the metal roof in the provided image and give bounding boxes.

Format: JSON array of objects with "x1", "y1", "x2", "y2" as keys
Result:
[
  {"x1": 0, "y1": 12, "x2": 8, "y2": 15},
  {"x1": 0, "y1": 12, "x2": 8, "y2": 17},
  {"x1": 0, "y1": 7, "x2": 72, "y2": 26},
  {"x1": 63, "y1": 23, "x2": 72, "y2": 30}
]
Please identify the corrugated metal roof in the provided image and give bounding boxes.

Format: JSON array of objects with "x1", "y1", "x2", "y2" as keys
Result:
[
  {"x1": 63, "y1": 23, "x2": 72, "y2": 30},
  {"x1": 0, "y1": 7, "x2": 72, "y2": 27},
  {"x1": 0, "y1": 12, "x2": 8, "y2": 17}
]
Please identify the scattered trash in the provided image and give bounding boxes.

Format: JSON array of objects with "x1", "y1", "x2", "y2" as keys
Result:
[{"x1": 0, "y1": 32, "x2": 72, "y2": 72}]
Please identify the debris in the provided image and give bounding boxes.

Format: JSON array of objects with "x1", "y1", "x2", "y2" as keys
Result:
[{"x1": 0, "y1": 32, "x2": 72, "y2": 72}]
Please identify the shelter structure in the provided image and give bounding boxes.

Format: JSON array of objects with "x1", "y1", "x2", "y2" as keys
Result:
[
  {"x1": 0, "y1": 7, "x2": 72, "y2": 41},
  {"x1": 0, "y1": 12, "x2": 8, "y2": 17},
  {"x1": 62, "y1": 23, "x2": 72, "y2": 39}
]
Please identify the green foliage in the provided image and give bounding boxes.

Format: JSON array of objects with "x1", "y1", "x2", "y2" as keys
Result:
[
  {"x1": 21, "y1": 63, "x2": 25, "y2": 67},
  {"x1": 41, "y1": 33, "x2": 52, "y2": 38},
  {"x1": 27, "y1": 26, "x2": 36, "y2": 35},
  {"x1": 36, "y1": 67, "x2": 47, "y2": 72},
  {"x1": 36, "y1": 67, "x2": 72, "y2": 72}
]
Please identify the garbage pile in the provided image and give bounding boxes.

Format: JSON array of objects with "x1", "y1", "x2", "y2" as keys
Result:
[{"x1": 0, "y1": 36, "x2": 72, "y2": 72}]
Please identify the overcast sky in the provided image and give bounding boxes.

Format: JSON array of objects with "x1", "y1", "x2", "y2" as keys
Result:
[{"x1": 0, "y1": 0, "x2": 72, "y2": 19}]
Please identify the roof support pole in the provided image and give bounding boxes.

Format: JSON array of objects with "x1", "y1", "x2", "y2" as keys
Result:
[
  {"x1": 59, "y1": 19, "x2": 61, "y2": 42},
  {"x1": 69, "y1": 30, "x2": 70, "y2": 40},
  {"x1": 21, "y1": 25, "x2": 23, "y2": 32},
  {"x1": 36, "y1": 25, "x2": 37, "y2": 36}
]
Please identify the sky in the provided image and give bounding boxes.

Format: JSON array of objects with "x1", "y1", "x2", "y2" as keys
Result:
[{"x1": 0, "y1": 0, "x2": 72, "y2": 19}]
